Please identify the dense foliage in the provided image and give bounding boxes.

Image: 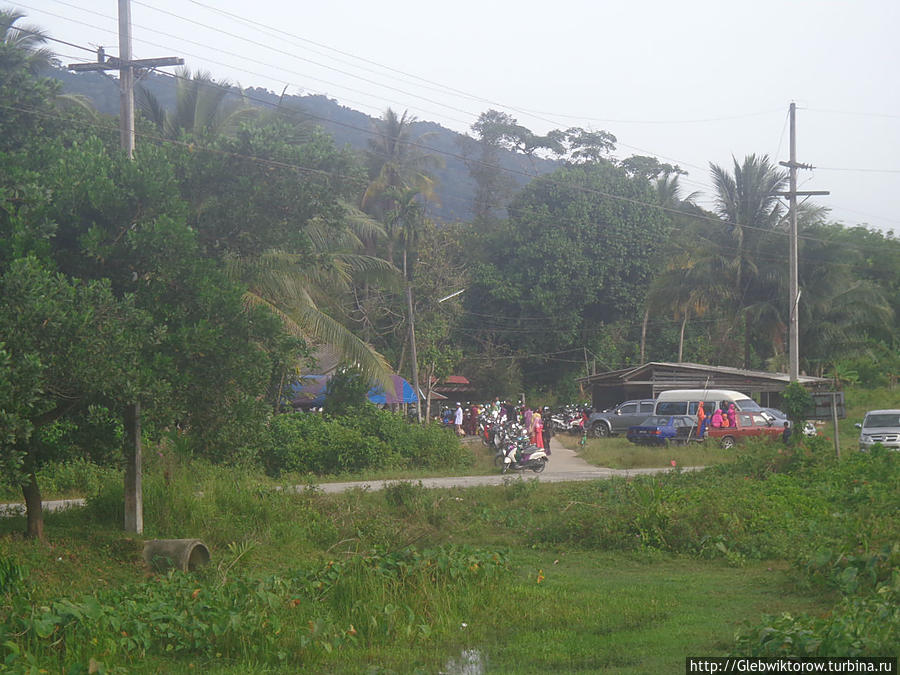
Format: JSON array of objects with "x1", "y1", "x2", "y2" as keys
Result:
[{"x1": 261, "y1": 408, "x2": 472, "y2": 476}]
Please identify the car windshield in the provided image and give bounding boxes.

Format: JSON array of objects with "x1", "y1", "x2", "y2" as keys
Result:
[
  {"x1": 863, "y1": 413, "x2": 900, "y2": 428},
  {"x1": 735, "y1": 399, "x2": 761, "y2": 411},
  {"x1": 640, "y1": 416, "x2": 669, "y2": 426}
]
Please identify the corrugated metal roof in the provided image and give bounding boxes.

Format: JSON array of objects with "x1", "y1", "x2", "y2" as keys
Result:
[{"x1": 577, "y1": 361, "x2": 829, "y2": 387}]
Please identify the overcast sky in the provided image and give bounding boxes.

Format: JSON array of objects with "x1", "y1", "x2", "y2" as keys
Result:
[{"x1": 12, "y1": 0, "x2": 900, "y2": 232}]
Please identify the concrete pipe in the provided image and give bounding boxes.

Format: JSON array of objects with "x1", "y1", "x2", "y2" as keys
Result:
[{"x1": 143, "y1": 539, "x2": 210, "y2": 572}]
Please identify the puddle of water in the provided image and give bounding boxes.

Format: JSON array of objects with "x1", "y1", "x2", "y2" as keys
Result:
[{"x1": 441, "y1": 648, "x2": 485, "y2": 675}]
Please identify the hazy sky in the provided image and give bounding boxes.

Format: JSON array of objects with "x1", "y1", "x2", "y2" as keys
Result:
[{"x1": 13, "y1": 0, "x2": 900, "y2": 232}]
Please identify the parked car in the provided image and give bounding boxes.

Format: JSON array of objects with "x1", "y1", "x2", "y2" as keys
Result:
[
  {"x1": 761, "y1": 407, "x2": 792, "y2": 428},
  {"x1": 856, "y1": 410, "x2": 900, "y2": 451},
  {"x1": 627, "y1": 415, "x2": 699, "y2": 446},
  {"x1": 706, "y1": 411, "x2": 781, "y2": 449},
  {"x1": 587, "y1": 399, "x2": 656, "y2": 437}
]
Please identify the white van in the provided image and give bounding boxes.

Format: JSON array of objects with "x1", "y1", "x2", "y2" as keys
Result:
[{"x1": 654, "y1": 389, "x2": 763, "y2": 416}]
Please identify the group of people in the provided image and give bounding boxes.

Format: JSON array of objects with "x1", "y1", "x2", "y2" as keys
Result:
[
  {"x1": 446, "y1": 399, "x2": 554, "y2": 452},
  {"x1": 696, "y1": 402, "x2": 737, "y2": 439}
]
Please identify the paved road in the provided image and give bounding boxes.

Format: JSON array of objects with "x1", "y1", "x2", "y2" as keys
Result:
[
  {"x1": 300, "y1": 436, "x2": 696, "y2": 494},
  {"x1": 0, "y1": 437, "x2": 697, "y2": 514}
]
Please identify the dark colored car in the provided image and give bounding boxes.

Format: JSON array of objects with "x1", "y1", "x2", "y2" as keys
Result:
[
  {"x1": 587, "y1": 399, "x2": 656, "y2": 437},
  {"x1": 627, "y1": 415, "x2": 698, "y2": 446}
]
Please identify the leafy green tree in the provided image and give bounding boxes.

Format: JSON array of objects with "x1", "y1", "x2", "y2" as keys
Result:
[
  {"x1": 468, "y1": 161, "x2": 669, "y2": 388},
  {"x1": 0, "y1": 258, "x2": 150, "y2": 538}
]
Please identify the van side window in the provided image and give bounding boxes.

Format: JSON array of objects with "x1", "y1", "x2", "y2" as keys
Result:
[{"x1": 657, "y1": 402, "x2": 688, "y2": 415}]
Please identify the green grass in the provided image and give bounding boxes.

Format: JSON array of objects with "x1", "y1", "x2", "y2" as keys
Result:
[
  {"x1": 1, "y1": 387, "x2": 898, "y2": 672},
  {"x1": 558, "y1": 433, "x2": 736, "y2": 469}
]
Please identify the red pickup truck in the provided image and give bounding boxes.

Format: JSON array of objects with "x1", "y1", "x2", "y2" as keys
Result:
[{"x1": 706, "y1": 412, "x2": 782, "y2": 448}]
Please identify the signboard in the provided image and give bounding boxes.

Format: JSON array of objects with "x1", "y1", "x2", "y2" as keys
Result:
[{"x1": 809, "y1": 392, "x2": 845, "y2": 420}]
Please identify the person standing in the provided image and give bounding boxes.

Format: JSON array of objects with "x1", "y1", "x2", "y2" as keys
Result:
[
  {"x1": 533, "y1": 409, "x2": 544, "y2": 449},
  {"x1": 454, "y1": 402, "x2": 464, "y2": 436},
  {"x1": 697, "y1": 401, "x2": 707, "y2": 439},
  {"x1": 541, "y1": 406, "x2": 553, "y2": 454},
  {"x1": 781, "y1": 421, "x2": 792, "y2": 444},
  {"x1": 727, "y1": 403, "x2": 737, "y2": 428},
  {"x1": 523, "y1": 406, "x2": 533, "y2": 437}
]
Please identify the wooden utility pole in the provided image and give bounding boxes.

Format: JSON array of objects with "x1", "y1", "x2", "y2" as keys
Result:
[
  {"x1": 68, "y1": 0, "x2": 182, "y2": 533},
  {"x1": 775, "y1": 103, "x2": 829, "y2": 382}
]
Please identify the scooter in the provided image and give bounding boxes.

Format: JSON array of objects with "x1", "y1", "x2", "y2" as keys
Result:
[{"x1": 500, "y1": 435, "x2": 549, "y2": 473}]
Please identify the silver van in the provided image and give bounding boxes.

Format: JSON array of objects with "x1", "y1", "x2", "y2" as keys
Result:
[{"x1": 856, "y1": 410, "x2": 900, "y2": 451}]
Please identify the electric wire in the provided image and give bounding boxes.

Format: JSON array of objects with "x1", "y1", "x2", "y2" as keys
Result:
[{"x1": 10, "y1": 27, "x2": 899, "y2": 258}]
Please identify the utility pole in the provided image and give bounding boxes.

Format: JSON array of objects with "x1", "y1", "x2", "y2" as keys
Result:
[
  {"x1": 69, "y1": 1, "x2": 183, "y2": 158},
  {"x1": 775, "y1": 102, "x2": 829, "y2": 382},
  {"x1": 68, "y1": 0, "x2": 182, "y2": 534}
]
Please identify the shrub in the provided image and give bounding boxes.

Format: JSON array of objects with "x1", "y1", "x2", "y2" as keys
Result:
[
  {"x1": 261, "y1": 409, "x2": 471, "y2": 476},
  {"x1": 261, "y1": 412, "x2": 390, "y2": 476}
]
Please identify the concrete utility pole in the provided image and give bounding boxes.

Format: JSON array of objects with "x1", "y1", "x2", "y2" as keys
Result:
[
  {"x1": 775, "y1": 102, "x2": 829, "y2": 382},
  {"x1": 68, "y1": 0, "x2": 183, "y2": 533}
]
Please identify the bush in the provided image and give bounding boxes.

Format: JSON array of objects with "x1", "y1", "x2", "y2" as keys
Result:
[
  {"x1": 260, "y1": 412, "x2": 390, "y2": 476},
  {"x1": 260, "y1": 409, "x2": 471, "y2": 476}
]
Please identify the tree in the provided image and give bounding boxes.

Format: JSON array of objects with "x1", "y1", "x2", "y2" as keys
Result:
[
  {"x1": 0, "y1": 258, "x2": 149, "y2": 538},
  {"x1": 363, "y1": 108, "x2": 438, "y2": 212},
  {"x1": 0, "y1": 9, "x2": 54, "y2": 74},
  {"x1": 709, "y1": 154, "x2": 788, "y2": 367},
  {"x1": 468, "y1": 161, "x2": 669, "y2": 388},
  {"x1": 137, "y1": 69, "x2": 256, "y2": 140},
  {"x1": 462, "y1": 110, "x2": 519, "y2": 224}
]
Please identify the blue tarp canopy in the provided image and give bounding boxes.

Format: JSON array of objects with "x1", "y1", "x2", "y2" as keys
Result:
[
  {"x1": 367, "y1": 375, "x2": 418, "y2": 405},
  {"x1": 290, "y1": 374, "x2": 418, "y2": 408},
  {"x1": 289, "y1": 375, "x2": 329, "y2": 408}
]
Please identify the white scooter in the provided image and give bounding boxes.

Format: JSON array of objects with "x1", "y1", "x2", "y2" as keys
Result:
[{"x1": 501, "y1": 436, "x2": 549, "y2": 474}]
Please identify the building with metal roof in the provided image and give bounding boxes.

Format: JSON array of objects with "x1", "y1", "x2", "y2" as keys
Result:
[{"x1": 577, "y1": 361, "x2": 830, "y2": 411}]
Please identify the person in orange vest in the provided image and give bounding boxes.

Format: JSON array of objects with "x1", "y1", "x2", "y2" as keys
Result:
[{"x1": 697, "y1": 401, "x2": 707, "y2": 438}]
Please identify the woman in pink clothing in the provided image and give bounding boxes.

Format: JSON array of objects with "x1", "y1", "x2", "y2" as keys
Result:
[
  {"x1": 727, "y1": 404, "x2": 737, "y2": 428},
  {"x1": 532, "y1": 410, "x2": 544, "y2": 449},
  {"x1": 711, "y1": 408, "x2": 723, "y2": 428}
]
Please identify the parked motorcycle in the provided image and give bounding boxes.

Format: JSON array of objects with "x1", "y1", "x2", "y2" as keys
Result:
[{"x1": 499, "y1": 432, "x2": 549, "y2": 473}]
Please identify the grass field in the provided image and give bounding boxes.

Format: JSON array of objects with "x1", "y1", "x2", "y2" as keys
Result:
[{"x1": 1, "y1": 388, "x2": 897, "y2": 672}]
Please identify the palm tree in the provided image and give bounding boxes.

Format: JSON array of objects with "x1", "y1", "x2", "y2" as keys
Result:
[
  {"x1": 228, "y1": 207, "x2": 398, "y2": 393},
  {"x1": 137, "y1": 69, "x2": 256, "y2": 140},
  {"x1": 708, "y1": 154, "x2": 788, "y2": 367},
  {"x1": 363, "y1": 108, "x2": 440, "y2": 214},
  {"x1": 0, "y1": 9, "x2": 55, "y2": 73}
]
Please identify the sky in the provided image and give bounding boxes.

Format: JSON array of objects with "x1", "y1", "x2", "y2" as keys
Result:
[{"x1": 11, "y1": 0, "x2": 900, "y2": 233}]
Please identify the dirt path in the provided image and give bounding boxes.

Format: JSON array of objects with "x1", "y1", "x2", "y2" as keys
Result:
[{"x1": 1, "y1": 436, "x2": 698, "y2": 514}]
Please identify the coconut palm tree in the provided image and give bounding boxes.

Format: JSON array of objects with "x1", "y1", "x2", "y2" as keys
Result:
[
  {"x1": 227, "y1": 206, "x2": 398, "y2": 392},
  {"x1": 363, "y1": 108, "x2": 440, "y2": 214},
  {"x1": 0, "y1": 9, "x2": 55, "y2": 73},
  {"x1": 137, "y1": 69, "x2": 256, "y2": 140},
  {"x1": 707, "y1": 154, "x2": 789, "y2": 366}
]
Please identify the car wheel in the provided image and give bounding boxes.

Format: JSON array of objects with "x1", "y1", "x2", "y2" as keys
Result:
[
  {"x1": 721, "y1": 435, "x2": 736, "y2": 450},
  {"x1": 591, "y1": 423, "x2": 610, "y2": 438}
]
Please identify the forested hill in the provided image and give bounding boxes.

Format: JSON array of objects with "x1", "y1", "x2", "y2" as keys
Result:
[{"x1": 47, "y1": 68, "x2": 558, "y2": 223}]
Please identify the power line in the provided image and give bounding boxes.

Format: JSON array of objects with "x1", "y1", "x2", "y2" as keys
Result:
[{"x1": 9, "y1": 25, "x2": 895, "y2": 257}]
